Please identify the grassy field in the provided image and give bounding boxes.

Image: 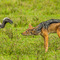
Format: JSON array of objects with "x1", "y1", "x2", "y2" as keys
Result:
[{"x1": 0, "y1": 0, "x2": 60, "y2": 60}]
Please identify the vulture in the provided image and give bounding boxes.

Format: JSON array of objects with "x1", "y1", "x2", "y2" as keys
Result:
[{"x1": 0, "y1": 17, "x2": 13, "y2": 28}]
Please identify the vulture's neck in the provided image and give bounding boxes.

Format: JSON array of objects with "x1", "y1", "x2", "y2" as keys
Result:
[{"x1": 0, "y1": 21, "x2": 7, "y2": 28}]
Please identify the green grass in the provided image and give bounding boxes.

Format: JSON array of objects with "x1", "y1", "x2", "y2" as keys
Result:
[{"x1": 0, "y1": 0, "x2": 60, "y2": 60}]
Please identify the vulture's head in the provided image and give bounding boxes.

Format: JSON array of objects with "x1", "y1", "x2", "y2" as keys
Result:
[{"x1": 3, "y1": 17, "x2": 13, "y2": 24}]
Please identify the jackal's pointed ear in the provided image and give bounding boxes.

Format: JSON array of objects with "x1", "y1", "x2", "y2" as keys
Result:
[{"x1": 29, "y1": 24, "x2": 33, "y2": 29}]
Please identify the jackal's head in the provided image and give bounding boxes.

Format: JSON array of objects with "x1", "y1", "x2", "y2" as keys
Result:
[{"x1": 21, "y1": 24, "x2": 38, "y2": 35}]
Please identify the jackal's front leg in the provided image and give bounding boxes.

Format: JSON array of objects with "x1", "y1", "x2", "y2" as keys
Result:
[
  {"x1": 42, "y1": 29, "x2": 48, "y2": 52},
  {"x1": 44, "y1": 35, "x2": 48, "y2": 52}
]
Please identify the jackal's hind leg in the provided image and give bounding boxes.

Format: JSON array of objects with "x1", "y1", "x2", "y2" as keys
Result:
[{"x1": 57, "y1": 27, "x2": 60, "y2": 38}]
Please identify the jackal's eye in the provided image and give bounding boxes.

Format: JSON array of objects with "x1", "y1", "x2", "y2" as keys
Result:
[
  {"x1": 30, "y1": 32, "x2": 32, "y2": 34},
  {"x1": 26, "y1": 31, "x2": 27, "y2": 33}
]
